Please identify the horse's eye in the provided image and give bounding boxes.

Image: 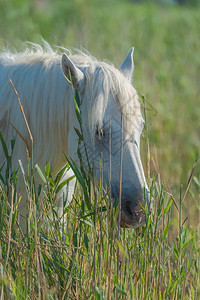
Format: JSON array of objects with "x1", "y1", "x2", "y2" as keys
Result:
[{"x1": 95, "y1": 127, "x2": 105, "y2": 141}]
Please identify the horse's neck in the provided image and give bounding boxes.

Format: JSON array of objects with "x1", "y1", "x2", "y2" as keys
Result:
[
  {"x1": 31, "y1": 62, "x2": 76, "y2": 175},
  {"x1": 0, "y1": 57, "x2": 76, "y2": 175}
]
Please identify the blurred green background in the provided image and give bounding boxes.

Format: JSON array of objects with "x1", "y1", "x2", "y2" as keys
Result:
[{"x1": 0, "y1": 0, "x2": 199, "y2": 224}]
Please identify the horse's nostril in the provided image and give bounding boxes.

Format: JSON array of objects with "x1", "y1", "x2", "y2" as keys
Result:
[
  {"x1": 121, "y1": 199, "x2": 146, "y2": 228},
  {"x1": 124, "y1": 201, "x2": 133, "y2": 217}
]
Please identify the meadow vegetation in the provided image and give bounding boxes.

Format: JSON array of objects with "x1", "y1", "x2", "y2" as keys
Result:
[{"x1": 0, "y1": 0, "x2": 199, "y2": 299}]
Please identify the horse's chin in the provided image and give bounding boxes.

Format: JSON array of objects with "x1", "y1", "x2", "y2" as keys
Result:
[{"x1": 120, "y1": 220, "x2": 146, "y2": 229}]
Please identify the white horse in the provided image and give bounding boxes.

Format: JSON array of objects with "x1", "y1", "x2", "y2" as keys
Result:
[{"x1": 0, "y1": 42, "x2": 150, "y2": 230}]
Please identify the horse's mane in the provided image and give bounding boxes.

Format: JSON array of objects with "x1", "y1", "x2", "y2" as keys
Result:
[
  {"x1": 0, "y1": 41, "x2": 97, "y2": 67},
  {"x1": 0, "y1": 41, "x2": 143, "y2": 160}
]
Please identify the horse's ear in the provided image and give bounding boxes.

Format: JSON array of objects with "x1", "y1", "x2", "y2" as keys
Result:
[
  {"x1": 62, "y1": 53, "x2": 85, "y2": 93},
  {"x1": 119, "y1": 47, "x2": 134, "y2": 82}
]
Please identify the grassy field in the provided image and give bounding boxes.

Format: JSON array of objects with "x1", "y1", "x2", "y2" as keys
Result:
[{"x1": 0, "y1": 0, "x2": 200, "y2": 299}]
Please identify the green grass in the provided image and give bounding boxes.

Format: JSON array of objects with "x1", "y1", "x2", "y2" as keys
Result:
[
  {"x1": 0, "y1": 0, "x2": 200, "y2": 298},
  {"x1": 0, "y1": 78, "x2": 199, "y2": 300},
  {"x1": 0, "y1": 136, "x2": 199, "y2": 299}
]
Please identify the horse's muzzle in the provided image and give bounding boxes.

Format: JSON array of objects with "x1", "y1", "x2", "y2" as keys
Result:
[{"x1": 120, "y1": 200, "x2": 146, "y2": 228}]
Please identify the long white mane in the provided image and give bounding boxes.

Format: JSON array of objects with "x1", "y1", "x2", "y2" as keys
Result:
[{"x1": 0, "y1": 42, "x2": 143, "y2": 171}]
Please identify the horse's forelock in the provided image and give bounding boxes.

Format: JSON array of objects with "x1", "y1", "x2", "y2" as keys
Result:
[{"x1": 83, "y1": 62, "x2": 142, "y2": 143}]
